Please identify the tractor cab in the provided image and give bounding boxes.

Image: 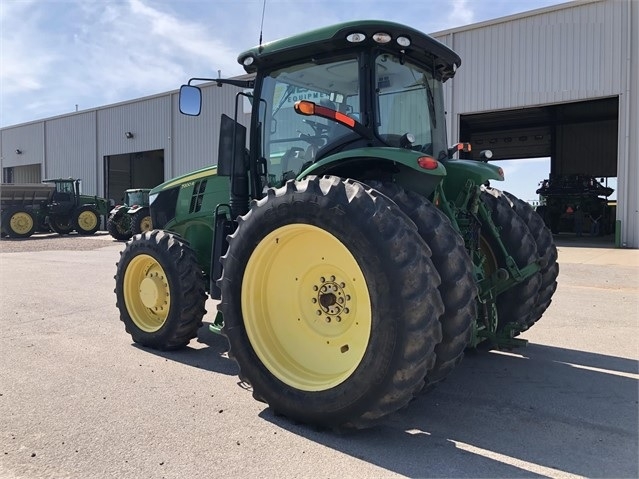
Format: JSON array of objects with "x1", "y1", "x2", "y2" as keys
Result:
[
  {"x1": 43, "y1": 178, "x2": 81, "y2": 213},
  {"x1": 180, "y1": 21, "x2": 460, "y2": 212}
]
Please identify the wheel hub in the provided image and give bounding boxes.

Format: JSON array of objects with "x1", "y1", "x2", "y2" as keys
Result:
[
  {"x1": 139, "y1": 272, "x2": 168, "y2": 311},
  {"x1": 313, "y1": 275, "x2": 350, "y2": 323}
]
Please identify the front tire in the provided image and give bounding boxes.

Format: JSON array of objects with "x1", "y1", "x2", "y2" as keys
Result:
[
  {"x1": 219, "y1": 176, "x2": 444, "y2": 429},
  {"x1": 74, "y1": 206, "x2": 100, "y2": 235},
  {"x1": 114, "y1": 230, "x2": 207, "y2": 350}
]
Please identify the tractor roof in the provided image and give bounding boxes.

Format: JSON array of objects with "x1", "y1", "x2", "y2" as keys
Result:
[{"x1": 238, "y1": 20, "x2": 461, "y2": 81}]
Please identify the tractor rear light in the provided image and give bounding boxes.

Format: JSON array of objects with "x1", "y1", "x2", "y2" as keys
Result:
[
  {"x1": 396, "y1": 36, "x2": 411, "y2": 47},
  {"x1": 372, "y1": 32, "x2": 391, "y2": 44},
  {"x1": 497, "y1": 167, "x2": 505, "y2": 179},
  {"x1": 417, "y1": 156, "x2": 438, "y2": 170},
  {"x1": 346, "y1": 33, "x2": 366, "y2": 43},
  {"x1": 242, "y1": 56, "x2": 255, "y2": 66}
]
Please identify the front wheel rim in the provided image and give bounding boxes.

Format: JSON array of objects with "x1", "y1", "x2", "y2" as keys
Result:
[
  {"x1": 241, "y1": 224, "x2": 371, "y2": 392},
  {"x1": 123, "y1": 254, "x2": 171, "y2": 332}
]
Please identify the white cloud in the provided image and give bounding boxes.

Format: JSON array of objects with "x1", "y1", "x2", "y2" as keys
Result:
[{"x1": 448, "y1": 0, "x2": 475, "y2": 27}]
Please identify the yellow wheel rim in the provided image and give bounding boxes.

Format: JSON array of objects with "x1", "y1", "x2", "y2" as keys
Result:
[
  {"x1": 139, "y1": 216, "x2": 153, "y2": 232},
  {"x1": 77, "y1": 211, "x2": 98, "y2": 231},
  {"x1": 10, "y1": 212, "x2": 33, "y2": 235},
  {"x1": 123, "y1": 254, "x2": 171, "y2": 332},
  {"x1": 242, "y1": 224, "x2": 371, "y2": 391}
]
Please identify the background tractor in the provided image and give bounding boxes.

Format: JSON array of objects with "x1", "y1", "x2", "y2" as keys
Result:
[
  {"x1": 1, "y1": 178, "x2": 111, "y2": 238},
  {"x1": 114, "y1": 20, "x2": 558, "y2": 429},
  {"x1": 107, "y1": 188, "x2": 152, "y2": 241}
]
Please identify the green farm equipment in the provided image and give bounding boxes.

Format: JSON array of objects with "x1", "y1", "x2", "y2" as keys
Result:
[
  {"x1": 107, "y1": 188, "x2": 152, "y2": 241},
  {"x1": 535, "y1": 174, "x2": 614, "y2": 235},
  {"x1": 114, "y1": 20, "x2": 558, "y2": 429},
  {"x1": 1, "y1": 178, "x2": 111, "y2": 238}
]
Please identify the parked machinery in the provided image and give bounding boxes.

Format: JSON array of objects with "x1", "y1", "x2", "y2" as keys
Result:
[
  {"x1": 536, "y1": 174, "x2": 614, "y2": 235},
  {"x1": 1, "y1": 178, "x2": 111, "y2": 238},
  {"x1": 107, "y1": 188, "x2": 152, "y2": 241},
  {"x1": 114, "y1": 20, "x2": 558, "y2": 429}
]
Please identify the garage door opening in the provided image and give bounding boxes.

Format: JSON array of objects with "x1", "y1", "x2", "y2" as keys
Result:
[
  {"x1": 460, "y1": 97, "x2": 618, "y2": 241},
  {"x1": 105, "y1": 149, "x2": 164, "y2": 204}
]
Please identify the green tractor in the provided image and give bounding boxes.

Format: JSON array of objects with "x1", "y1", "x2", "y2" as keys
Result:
[
  {"x1": 44, "y1": 178, "x2": 112, "y2": 235},
  {"x1": 107, "y1": 188, "x2": 152, "y2": 241},
  {"x1": 114, "y1": 20, "x2": 558, "y2": 429}
]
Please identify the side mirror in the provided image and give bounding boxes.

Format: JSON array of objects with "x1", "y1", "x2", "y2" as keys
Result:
[
  {"x1": 179, "y1": 85, "x2": 202, "y2": 116},
  {"x1": 448, "y1": 142, "x2": 472, "y2": 158}
]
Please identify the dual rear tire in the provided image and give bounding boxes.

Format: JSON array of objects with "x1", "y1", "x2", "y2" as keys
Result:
[{"x1": 219, "y1": 176, "x2": 445, "y2": 429}]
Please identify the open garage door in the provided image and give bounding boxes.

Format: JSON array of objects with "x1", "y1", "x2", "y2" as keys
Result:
[
  {"x1": 105, "y1": 149, "x2": 164, "y2": 204},
  {"x1": 460, "y1": 97, "x2": 619, "y2": 241},
  {"x1": 459, "y1": 97, "x2": 618, "y2": 177}
]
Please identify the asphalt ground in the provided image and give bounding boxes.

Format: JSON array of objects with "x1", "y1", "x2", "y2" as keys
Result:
[{"x1": 1, "y1": 231, "x2": 638, "y2": 479}]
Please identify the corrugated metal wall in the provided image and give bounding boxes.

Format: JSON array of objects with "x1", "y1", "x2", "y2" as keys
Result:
[
  {"x1": 434, "y1": 0, "x2": 627, "y2": 138},
  {"x1": 1, "y1": 122, "x2": 44, "y2": 169},
  {"x1": 172, "y1": 83, "x2": 251, "y2": 178},
  {"x1": 45, "y1": 111, "x2": 97, "y2": 189}
]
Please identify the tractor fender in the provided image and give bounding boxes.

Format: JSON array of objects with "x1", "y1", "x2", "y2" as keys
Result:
[
  {"x1": 440, "y1": 158, "x2": 504, "y2": 198},
  {"x1": 298, "y1": 147, "x2": 447, "y2": 179},
  {"x1": 109, "y1": 205, "x2": 127, "y2": 216},
  {"x1": 127, "y1": 205, "x2": 147, "y2": 215}
]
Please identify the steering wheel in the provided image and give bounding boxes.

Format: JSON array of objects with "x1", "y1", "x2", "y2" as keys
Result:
[{"x1": 303, "y1": 119, "x2": 330, "y2": 136}]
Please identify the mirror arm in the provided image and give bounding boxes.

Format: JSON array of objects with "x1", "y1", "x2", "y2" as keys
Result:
[{"x1": 188, "y1": 77, "x2": 254, "y2": 88}]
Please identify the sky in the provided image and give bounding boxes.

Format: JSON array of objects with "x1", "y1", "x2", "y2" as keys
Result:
[{"x1": 0, "y1": 0, "x2": 578, "y2": 202}]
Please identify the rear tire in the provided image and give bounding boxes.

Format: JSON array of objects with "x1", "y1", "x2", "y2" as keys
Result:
[
  {"x1": 74, "y1": 206, "x2": 100, "y2": 235},
  {"x1": 219, "y1": 175, "x2": 444, "y2": 429},
  {"x1": 502, "y1": 192, "x2": 559, "y2": 329},
  {"x1": 114, "y1": 230, "x2": 207, "y2": 350},
  {"x1": 480, "y1": 191, "x2": 542, "y2": 334},
  {"x1": 3, "y1": 208, "x2": 36, "y2": 238},
  {"x1": 367, "y1": 181, "x2": 476, "y2": 387},
  {"x1": 131, "y1": 208, "x2": 152, "y2": 235}
]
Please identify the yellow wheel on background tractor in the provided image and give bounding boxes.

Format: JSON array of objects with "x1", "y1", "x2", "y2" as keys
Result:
[
  {"x1": 74, "y1": 206, "x2": 100, "y2": 235},
  {"x1": 131, "y1": 208, "x2": 152, "y2": 235},
  {"x1": 242, "y1": 224, "x2": 371, "y2": 391},
  {"x1": 6, "y1": 209, "x2": 36, "y2": 238}
]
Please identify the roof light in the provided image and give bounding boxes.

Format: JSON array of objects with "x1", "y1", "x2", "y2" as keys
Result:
[
  {"x1": 417, "y1": 156, "x2": 439, "y2": 170},
  {"x1": 497, "y1": 167, "x2": 504, "y2": 179},
  {"x1": 346, "y1": 33, "x2": 366, "y2": 43},
  {"x1": 372, "y1": 32, "x2": 391, "y2": 44},
  {"x1": 396, "y1": 36, "x2": 411, "y2": 47},
  {"x1": 242, "y1": 56, "x2": 254, "y2": 66}
]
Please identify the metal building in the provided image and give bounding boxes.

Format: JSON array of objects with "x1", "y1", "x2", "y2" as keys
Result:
[{"x1": 1, "y1": 0, "x2": 637, "y2": 246}]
